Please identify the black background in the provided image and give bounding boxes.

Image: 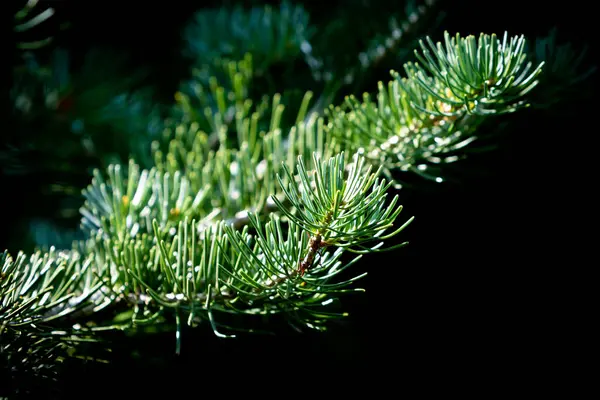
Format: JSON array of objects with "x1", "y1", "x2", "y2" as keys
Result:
[{"x1": 3, "y1": 0, "x2": 597, "y2": 396}]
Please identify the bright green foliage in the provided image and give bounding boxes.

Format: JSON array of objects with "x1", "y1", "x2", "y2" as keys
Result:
[
  {"x1": 327, "y1": 32, "x2": 544, "y2": 185},
  {"x1": 410, "y1": 32, "x2": 543, "y2": 115},
  {"x1": 1, "y1": 249, "x2": 100, "y2": 329},
  {"x1": 5, "y1": 1, "x2": 595, "y2": 390},
  {"x1": 273, "y1": 153, "x2": 412, "y2": 252},
  {"x1": 3, "y1": 28, "x2": 547, "y2": 353},
  {"x1": 0, "y1": 248, "x2": 102, "y2": 383},
  {"x1": 151, "y1": 56, "x2": 335, "y2": 225},
  {"x1": 4, "y1": 152, "x2": 411, "y2": 356},
  {"x1": 175, "y1": 55, "x2": 256, "y2": 127}
]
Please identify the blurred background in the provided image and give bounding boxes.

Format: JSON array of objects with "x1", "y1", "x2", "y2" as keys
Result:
[{"x1": 3, "y1": 0, "x2": 596, "y2": 395}]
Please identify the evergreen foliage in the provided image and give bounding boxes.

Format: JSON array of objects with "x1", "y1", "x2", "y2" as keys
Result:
[{"x1": 2, "y1": 0, "x2": 595, "y2": 397}]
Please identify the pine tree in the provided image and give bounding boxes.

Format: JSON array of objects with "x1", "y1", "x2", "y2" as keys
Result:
[{"x1": 2, "y1": 0, "x2": 595, "y2": 397}]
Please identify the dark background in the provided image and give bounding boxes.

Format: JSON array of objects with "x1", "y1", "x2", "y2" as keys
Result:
[{"x1": 3, "y1": 0, "x2": 596, "y2": 396}]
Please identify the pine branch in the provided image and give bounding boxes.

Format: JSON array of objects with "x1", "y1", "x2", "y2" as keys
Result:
[
  {"x1": 0, "y1": 247, "x2": 105, "y2": 386},
  {"x1": 0, "y1": 249, "x2": 102, "y2": 330},
  {"x1": 5, "y1": 1, "x2": 594, "y2": 394},
  {"x1": 3, "y1": 2, "x2": 559, "y2": 380},
  {"x1": 7, "y1": 151, "x2": 409, "y2": 351},
  {"x1": 327, "y1": 31, "x2": 544, "y2": 186},
  {"x1": 148, "y1": 56, "x2": 336, "y2": 230},
  {"x1": 5, "y1": 29, "x2": 546, "y2": 339}
]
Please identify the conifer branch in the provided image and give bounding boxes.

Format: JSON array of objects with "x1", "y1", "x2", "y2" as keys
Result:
[
  {"x1": 327, "y1": 31, "x2": 544, "y2": 186},
  {"x1": 5, "y1": 1, "x2": 571, "y2": 386},
  {"x1": 4, "y1": 29, "x2": 547, "y2": 344}
]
